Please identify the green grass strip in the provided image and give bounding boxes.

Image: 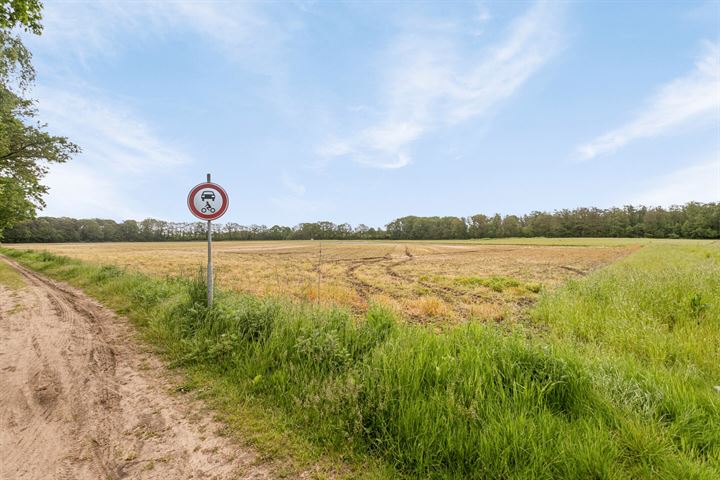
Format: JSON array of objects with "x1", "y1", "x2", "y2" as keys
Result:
[{"x1": 0, "y1": 259, "x2": 25, "y2": 289}]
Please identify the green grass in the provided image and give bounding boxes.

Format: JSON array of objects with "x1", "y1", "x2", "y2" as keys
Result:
[
  {"x1": 454, "y1": 275, "x2": 542, "y2": 293},
  {"x1": 533, "y1": 244, "x2": 720, "y2": 379},
  {"x1": 0, "y1": 259, "x2": 24, "y2": 289},
  {"x1": 413, "y1": 237, "x2": 717, "y2": 247},
  {"x1": 1, "y1": 243, "x2": 718, "y2": 479}
]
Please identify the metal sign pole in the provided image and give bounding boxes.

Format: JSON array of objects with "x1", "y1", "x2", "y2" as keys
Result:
[
  {"x1": 206, "y1": 173, "x2": 213, "y2": 307},
  {"x1": 188, "y1": 174, "x2": 226, "y2": 307}
]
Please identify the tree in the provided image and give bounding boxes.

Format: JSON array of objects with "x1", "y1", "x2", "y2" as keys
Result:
[
  {"x1": 501, "y1": 215, "x2": 522, "y2": 237},
  {"x1": 0, "y1": 92, "x2": 79, "y2": 214},
  {"x1": 0, "y1": 1, "x2": 42, "y2": 33},
  {"x1": 0, "y1": 0, "x2": 79, "y2": 237},
  {"x1": 0, "y1": 1, "x2": 42, "y2": 93},
  {"x1": 487, "y1": 214, "x2": 502, "y2": 238},
  {"x1": 0, "y1": 175, "x2": 33, "y2": 228}
]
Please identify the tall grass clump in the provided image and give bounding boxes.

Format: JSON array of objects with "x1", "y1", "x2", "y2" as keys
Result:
[
  {"x1": 2, "y1": 243, "x2": 718, "y2": 478},
  {"x1": 533, "y1": 244, "x2": 720, "y2": 379},
  {"x1": 533, "y1": 243, "x2": 720, "y2": 470}
]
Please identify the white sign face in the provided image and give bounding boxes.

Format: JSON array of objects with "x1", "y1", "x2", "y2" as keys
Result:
[
  {"x1": 187, "y1": 182, "x2": 229, "y2": 220},
  {"x1": 192, "y1": 186, "x2": 223, "y2": 214}
]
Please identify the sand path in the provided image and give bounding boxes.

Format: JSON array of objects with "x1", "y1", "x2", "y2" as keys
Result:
[{"x1": 0, "y1": 256, "x2": 272, "y2": 479}]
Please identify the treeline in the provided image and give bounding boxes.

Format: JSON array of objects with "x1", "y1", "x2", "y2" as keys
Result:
[
  {"x1": 387, "y1": 203, "x2": 719, "y2": 240},
  {"x1": 1, "y1": 202, "x2": 718, "y2": 243},
  {"x1": 0, "y1": 218, "x2": 387, "y2": 242}
]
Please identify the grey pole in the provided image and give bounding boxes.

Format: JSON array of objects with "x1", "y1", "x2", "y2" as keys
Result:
[{"x1": 207, "y1": 173, "x2": 213, "y2": 307}]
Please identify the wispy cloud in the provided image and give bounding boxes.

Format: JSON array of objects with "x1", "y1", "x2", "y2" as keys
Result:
[
  {"x1": 29, "y1": 1, "x2": 291, "y2": 71},
  {"x1": 43, "y1": 164, "x2": 152, "y2": 220},
  {"x1": 317, "y1": 1, "x2": 565, "y2": 169},
  {"x1": 36, "y1": 87, "x2": 191, "y2": 174},
  {"x1": 26, "y1": 1, "x2": 299, "y2": 220},
  {"x1": 281, "y1": 172, "x2": 307, "y2": 195},
  {"x1": 577, "y1": 42, "x2": 720, "y2": 161},
  {"x1": 628, "y1": 153, "x2": 720, "y2": 206},
  {"x1": 472, "y1": 4, "x2": 492, "y2": 36},
  {"x1": 36, "y1": 86, "x2": 193, "y2": 219}
]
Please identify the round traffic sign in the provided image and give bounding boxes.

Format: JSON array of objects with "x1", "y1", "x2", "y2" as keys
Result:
[{"x1": 187, "y1": 182, "x2": 229, "y2": 220}]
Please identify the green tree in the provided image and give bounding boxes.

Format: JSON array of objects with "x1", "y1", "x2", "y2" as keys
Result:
[
  {"x1": 0, "y1": 1, "x2": 42, "y2": 92},
  {"x1": 0, "y1": 0, "x2": 79, "y2": 237},
  {"x1": 501, "y1": 214, "x2": 522, "y2": 237},
  {"x1": 0, "y1": 1, "x2": 42, "y2": 33},
  {"x1": 0, "y1": 175, "x2": 33, "y2": 229},
  {"x1": 0, "y1": 93, "x2": 80, "y2": 225},
  {"x1": 466, "y1": 214, "x2": 484, "y2": 237}
]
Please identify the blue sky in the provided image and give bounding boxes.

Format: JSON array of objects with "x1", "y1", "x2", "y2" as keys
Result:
[{"x1": 26, "y1": 0, "x2": 720, "y2": 227}]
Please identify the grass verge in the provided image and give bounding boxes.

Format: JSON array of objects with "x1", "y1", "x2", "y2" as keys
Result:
[
  {"x1": 0, "y1": 258, "x2": 25, "y2": 289},
  {"x1": 1, "y1": 243, "x2": 718, "y2": 479}
]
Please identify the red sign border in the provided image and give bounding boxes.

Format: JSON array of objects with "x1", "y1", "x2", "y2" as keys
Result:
[{"x1": 187, "y1": 182, "x2": 229, "y2": 220}]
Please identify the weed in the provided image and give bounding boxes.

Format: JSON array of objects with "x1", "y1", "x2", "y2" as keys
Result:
[
  {"x1": 456, "y1": 275, "x2": 529, "y2": 292},
  {"x1": 93, "y1": 264, "x2": 124, "y2": 282}
]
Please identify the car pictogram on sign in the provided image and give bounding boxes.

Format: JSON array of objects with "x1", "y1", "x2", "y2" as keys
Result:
[{"x1": 187, "y1": 182, "x2": 229, "y2": 220}]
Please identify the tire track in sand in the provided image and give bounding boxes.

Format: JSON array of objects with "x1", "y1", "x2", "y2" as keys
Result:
[{"x1": 0, "y1": 256, "x2": 273, "y2": 480}]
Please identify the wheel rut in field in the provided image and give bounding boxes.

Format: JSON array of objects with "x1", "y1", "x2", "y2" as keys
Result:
[
  {"x1": 380, "y1": 248, "x2": 539, "y2": 321},
  {"x1": 0, "y1": 256, "x2": 273, "y2": 480},
  {"x1": 382, "y1": 253, "x2": 483, "y2": 318},
  {"x1": 344, "y1": 255, "x2": 390, "y2": 304}
]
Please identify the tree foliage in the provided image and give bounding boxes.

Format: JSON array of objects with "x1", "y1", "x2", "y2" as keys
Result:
[
  {"x1": 388, "y1": 203, "x2": 720, "y2": 240},
  {"x1": 3, "y1": 202, "x2": 718, "y2": 243},
  {"x1": 0, "y1": 0, "x2": 42, "y2": 90},
  {"x1": 0, "y1": 175, "x2": 33, "y2": 228},
  {"x1": 0, "y1": 31, "x2": 33, "y2": 90},
  {"x1": 0, "y1": 0, "x2": 42, "y2": 33},
  {"x1": 1, "y1": 91, "x2": 80, "y2": 203},
  {"x1": 0, "y1": 0, "x2": 79, "y2": 236}
]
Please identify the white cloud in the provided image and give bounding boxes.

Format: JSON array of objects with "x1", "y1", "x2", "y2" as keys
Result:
[
  {"x1": 22, "y1": 1, "x2": 293, "y2": 221},
  {"x1": 628, "y1": 155, "x2": 720, "y2": 206},
  {"x1": 36, "y1": 87, "x2": 191, "y2": 175},
  {"x1": 172, "y1": 2, "x2": 276, "y2": 46},
  {"x1": 27, "y1": 2, "x2": 147, "y2": 66},
  {"x1": 578, "y1": 43, "x2": 720, "y2": 161},
  {"x1": 474, "y1": 5, "x2": 492, "y2": 34},
  {"x1": 317, "y1": 1, "x2": 565, "y2": 168},
  {"x1": 34, "y1": 86, "x2": 193, "y2": 219},
  {"x1": 43, "y1": 164, "x2": 151, "y2": 220},
  {"x1": 355, "y1": 152, "x2": 413, "y2": 170},
  {"x1": 281, "y1": 173, "x2": 306, "y2": 195},
  {"x1": 28, "y1": 1, "x2": 289, "y2": 71}
]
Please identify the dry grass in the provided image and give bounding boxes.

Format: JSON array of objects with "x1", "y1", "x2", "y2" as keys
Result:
[{"x1": 4, "y1": 239, "x2": 640, "y2": 322}]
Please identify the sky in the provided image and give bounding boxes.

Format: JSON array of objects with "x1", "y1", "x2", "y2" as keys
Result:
[{"x1": 23, "y1": 0, "x2": 720, "y2": 227}]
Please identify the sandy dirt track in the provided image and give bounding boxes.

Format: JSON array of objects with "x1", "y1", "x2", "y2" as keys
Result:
[{"x1": 0, "y1": 257, "x2": 272, "y2": 480}]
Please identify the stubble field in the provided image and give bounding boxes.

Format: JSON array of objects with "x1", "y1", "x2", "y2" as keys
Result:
[{"x1": 5, "y1": 239, "x2": 644, "y2": 322}]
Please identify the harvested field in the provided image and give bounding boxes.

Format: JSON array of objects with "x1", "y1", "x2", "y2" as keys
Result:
[{"x1": 5, "y1": 240, "x2": 640, "y2": 322}]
